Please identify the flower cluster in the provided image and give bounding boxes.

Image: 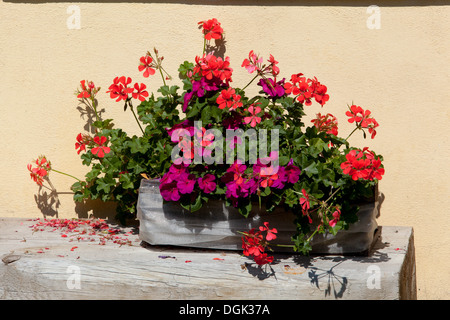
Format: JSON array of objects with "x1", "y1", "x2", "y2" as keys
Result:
[
  {"x1": 139, "y1": 55, "x2": 156, "y2": 78},
  {"x1": 241, "y1": 222, "x2": 277, "y2": 266},
  {"x1": 75, "y1": 133, "x2": 111, "y2": 159},
  {"x1": 106, "y1": 76, "x2": 149, "y2": 102},
  {"x1": 27, "y1": 156, "x2": 51, "y2": 186},
  {"x1": 346, "y1": 104, "x2": 379, "y2": 139},
  {"x1": 311, "y1": 113, "x2": 339, "y2": 136},
  {"x1": 340, "y1": 147, "x2": 385, "y2": 181},
  {"x1": 76, "y1": 80, "x2": 100, "y2": 99},
  {"x1": 198, "y1": 18, "x2": 224, "y2": 41},
  {"x1": 242, "y1": 51, "x2": 280, "y2": 78},
  {"x1": 159, "y1": 154, "x2": 301, "y2": 208},
  {"x1": 182, "y1": 53, "x2": 234, "y2": 112},
  {"x1": 217, "y1": 88, "x2": 242, "y2": 110},
  {"x1": 284, "y1": 73, "x2": 329, "y2": 106}
]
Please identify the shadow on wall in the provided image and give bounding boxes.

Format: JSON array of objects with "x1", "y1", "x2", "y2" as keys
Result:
[
  {"x1": 34, "y1": 177, "x2": 118, "y2": 221},
  {"x1": 3, "y1": 0, "x2": 450, "y2": 6},
  {"x1": 77, "y1": 97, "x2": 105, "y2": 134}
]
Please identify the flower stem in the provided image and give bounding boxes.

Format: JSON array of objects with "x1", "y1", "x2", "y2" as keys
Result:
[
  {"x1": 242, "y1": 74, "x2": 259, "y2": 91},
  {"x1": 272, "y1": 243, "x2": 295, "y2": 249},
  {"x1": 91, "y1": 97, "x2": 100, "y2": 122},
  {"x1": 345, "y1": 126, "x2": 359, "y2": 141},
  {"x1": 306, "y1": 228, "x2": 319, "y2": 243},
  {"x1": 325, "y1": 187, "x2": 341, "y2": 203},
  {"x1": 159, "y1": 68, "x2": 167, "y2": 87},
  {"x1": 51, "y1": 169, "x2": 82, "y2": 182},
  {"x1": 129, "y1": 103, "x2": 145, "y2": 135}
]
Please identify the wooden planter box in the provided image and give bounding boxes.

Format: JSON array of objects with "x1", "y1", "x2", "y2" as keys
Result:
[{"x1": 137, "y1": 179, "x2": 380, "y2": 255}]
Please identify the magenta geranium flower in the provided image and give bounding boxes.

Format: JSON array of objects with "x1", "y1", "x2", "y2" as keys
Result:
[
  {"x1": 222, "y1": 161, "x2": 247, "y2": 185},
  {"x1": 176, "y1": 172, "x2": 196, "y2": 194},
  {"x1": 258, "y1": 78, "x2": 285, "y2": 98},
  {"x1": 285, "y1": 159, "x2": 301, "y2": 184},
  {"x1": 160, "y1": 180, "x2": 180, "y2": 202},
  {"x1": 166, "y1": 119, "x2": 195, "y2": 139},
  {"x1": 222, "y1": 112, "x2": 244, "y2": 130},
  {"x1": 198, "y1": 174, "x2": 216, "y2": 193},
  {"x1": 169, "y1": 163, "x2": 189, "y2": 175},
  {"x1": 271, "y1": 166, "x2": 287, "y2": 189}
]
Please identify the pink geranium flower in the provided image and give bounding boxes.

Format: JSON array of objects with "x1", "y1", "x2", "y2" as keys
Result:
[
  {"x1": 244, "y1": 104, "x2": 262, "y2": 127},
  {"x1": 241, "y1": 50, "x2": 263, "y2": 74}
]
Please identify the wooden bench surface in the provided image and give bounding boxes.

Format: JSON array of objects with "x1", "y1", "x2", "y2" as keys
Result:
[{"x1": 0, "y1": 217, "x2": 416, "y2": 300}]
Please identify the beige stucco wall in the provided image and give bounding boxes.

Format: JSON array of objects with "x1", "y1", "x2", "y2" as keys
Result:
[{"x1": 1, "y1": 1, "x2": 449, "y2": 299}]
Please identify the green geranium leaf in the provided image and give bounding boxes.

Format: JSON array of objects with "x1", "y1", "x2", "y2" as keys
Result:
[
  {"x1": 96, "y1": 178, "x2": 111, "y2": 194},
  {"x1": 125, "y1": 136, "x2": 149, "y2": 154},
  {"x1": 238, "y1": 200, "x2": 252, "y2": 218},
  {"x1": 119, "y1": 173, "x2": 134, "y2": 190}
]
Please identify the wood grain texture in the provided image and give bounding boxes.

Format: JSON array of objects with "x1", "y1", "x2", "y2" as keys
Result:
[{"x1": 0, "y1": 218, "x2": 416, "y2": 300}]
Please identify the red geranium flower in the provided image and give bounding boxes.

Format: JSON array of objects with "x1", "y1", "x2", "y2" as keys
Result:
[
  {"x1": 77, "y1": 80, "x2": 90, "y2": 98},
  {"x1": 299, "y1": 189, "x2": 310, "y2": 211},
  {"x1": 91, "y1": 136, "x2": 111, "y2": 158},
  {"x1": 329, "y1": 207, "x2": 341, "y2": 228},
  {"x1": 340, "y1": 148, "x2": 384, "y2": 181},
  {"x1": 309, "y1": 77, "x2": 329, "y2": 106},
  {"x1": 106, "y1": 76, "x2": 133, "y2": 102},
  {"x1": 253, "y1": 253, "x2": 274, "y2": 266},
  {"x1": 311, "y1": 113, "x2": 338, "y2": 136},
  {"x1": 299, "y1": 189, "x2": 313, "y2": 223},
  {"x1": 194, "y1": 53, "x2": 233, "y2": 84},
  {"x1": 346, "y1": 105, "x2": 365, "y2": 123},
  {"x1": 241, "y1": 223, "x2": 276, "y2": 266},
  {"x1": 132, "y1": 83, "x2": 149, "y2": 102},
  {"x1": 259, "y1": 222, "x2": 278, "y2": 241},
  {"x1": 138, "y1": 55, "x2": 156, "y2": 78},
  {"x1": 346, "y1": 105, "x2": 379, "y2": 138},
  {"x1": 284, "y1": 74, "x2": 329, "y2": 107},
  {"x1": 267, "y1": 54, "x2": 280, "y2": 77},
  {"x1": 27, "y1": 156, "x2": 51, "y2": 186},
  {"x1": 198, "y1": 18, "x2": 223, "y2": 40},
  {"x1": 284, "y1": 73, "x2": 313, "y2": 105},
  {"x1": 242, "y1": 228, "x2": 264, "y2": 257},
  {"x1": 216, "y1": 88, "x2": 242, "y2": 110},
  {"x1": 75, "y1": 133, "x2": 88, "y2": 155},
  {"x1": 77, "y1": 80, "x2": 99, "y2": 99}
]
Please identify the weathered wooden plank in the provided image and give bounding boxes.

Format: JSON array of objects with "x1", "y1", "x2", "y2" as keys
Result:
[{"x1": 0, "y1": 218, "x2": 416, "y2": 300}]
